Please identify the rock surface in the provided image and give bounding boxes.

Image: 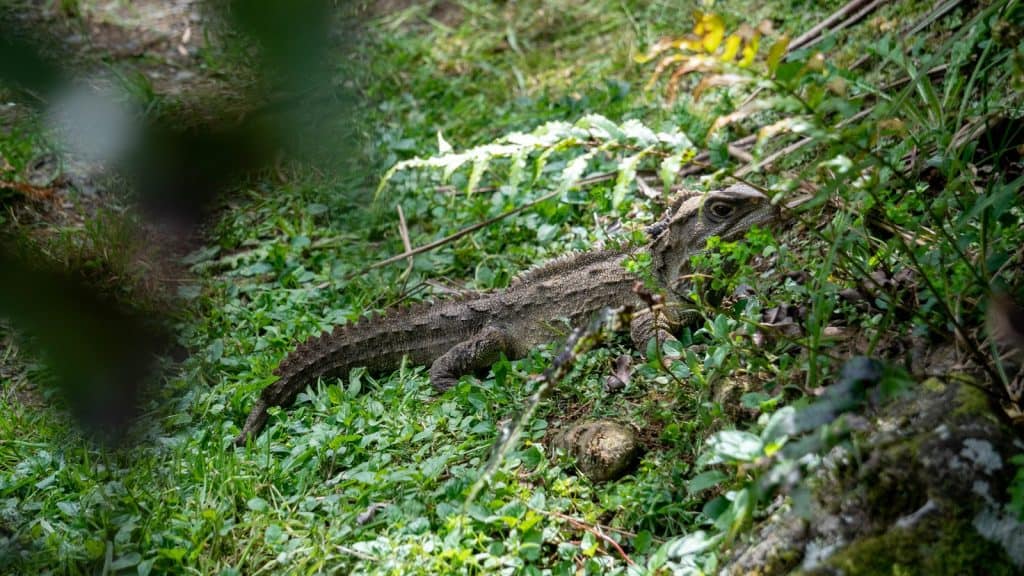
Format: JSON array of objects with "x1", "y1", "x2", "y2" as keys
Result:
[{"x1": 723, "y1": 378, "x2": 1024, "y2": 574}]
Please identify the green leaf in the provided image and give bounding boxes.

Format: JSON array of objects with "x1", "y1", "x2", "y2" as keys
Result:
[
  {"x1": 159, "y1": 548, "x2": 188, "y2": 562},
  {"x1": 507, "y1": 147, "x2": 529, "y2": 197},
  {"x1": 714, "y1": 488, "x2": 753, "y2": 536},
  {"x1": 621, "y1": 119, "x2": 658, "y2": 145},
  {"x1": 701, "y1": 430, "x2": 763, "y2": 465},
  {"x1": 761, "y1": 406, "x2": 797, "y2": 443},
  {"x1": 577, "y1": 114, "x2": 625, "y2": 142},
  {"x1": 556, "y1": 150, "x2": 597, "y2": 196},
  {"x1": 465, "y1": 154, "x2": 490, "y2": 194},
  {"x1": 533, "y1": 137, "x2": 571, "y2": 182},
  {"x1": 659, "y1": 150, "x2": 686, "y2": 191},
  {"x1": 766, "y1": 36, "x2": 790, "y2": 74},
  {"x1": 110, "y1": 553, "x2": 141, "y2": 570},
  {"x1": 663, "y1": 529, "x2": 722, "y2": 560},
  {"x1": 420, "y1": 454, "x2": 449, "y2": 479},
  {"x1": 687, "y1": 469, "x2": 729, "y2": 494},
  {"x1": 437, "y1": 130, "x2": 453, "y2": 154},
  {"x1": 612, "y1": 146, "x2": 652, "y2": 208},
  {"x1": 441, "y1": 153, "x2": 471, "y2": 183}
]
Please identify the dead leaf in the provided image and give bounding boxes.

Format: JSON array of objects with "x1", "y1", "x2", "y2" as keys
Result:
[{"x1": 604, "y1": 354, "x2": 632, "y2": 393}]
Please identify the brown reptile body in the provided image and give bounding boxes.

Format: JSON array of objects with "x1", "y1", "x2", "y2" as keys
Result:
[{"x1": 235, "y1": 184, "x2": 779, "y2": 444}]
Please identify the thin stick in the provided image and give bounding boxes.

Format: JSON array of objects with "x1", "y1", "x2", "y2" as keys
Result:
[
  {"x1": 727, "y1": 144, "x2": 754, "y2": 164},
  {"x1": 556, "y1": 513, "x2": 636, "y2": 566},
  {"x1": 850, "y1": 0, "x2": 963, "y2": 69},
  {"x1": 875, "y1": 64, "x2": 948, "y2": 94},
  {"x1": 346, "y1": 178, "x2": 619, "y2": 281},
  {"x1": 335, "y1": 545, "x2": 377, "y2": 561},
  {"x1": 740, "y1": 0, "x2": 880, "y2": 109},
  {"x1": 790, "y1": 0, "x2": 874, "y2": 51},
  {"x1": 736, "y1": 106, "x2": 874, "y2": 177},
  {"x1": 544, "y1": 510, "x2": 667, "y2": 544},
  {"x1": 799, "y1": 0, "x2": 887, "y2": 52},
  {"x1": 904, "y1": 0, "x2": 964, "y2": 36},
  {"x1": 396, "y1": 204, "x2": 414, "y2": 282},
  {"x1": 437, "y1": 169, "x2": 620, "y2": 195}
]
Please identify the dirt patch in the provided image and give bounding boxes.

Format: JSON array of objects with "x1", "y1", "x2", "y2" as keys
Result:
[{"x1": 369, "y1": 0, "x2": 463, "y2": 28}]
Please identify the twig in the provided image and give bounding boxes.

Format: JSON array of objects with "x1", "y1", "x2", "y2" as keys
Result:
[
  {"x1": 544, "y1": 510, "x2": 667, "y2": 544},
  {"x1": 873, "y1": 64, "x2": 948, "y2": 94},
  {"x1": 736, "y1": 106, "x2": 875, "y2": 177},
  {"x1": 727, "y1": 144, "x2": 754, "y2": 164},
  {"x1": 344, "y1": 191, "x2": 556, "y2": 280},
  {"x1": 437, "y1": 169, "x2": 620, "y2": 195},
  {"x1": 550, "y1": 511, "x2": 637, "y2": 566},
  {"x1": 350, "y1": 172, "x2": 623, "y2": 280},
  {"x1": 336, "y1": 544, "x2": 377, "y2": 561},
  {"x1": 799, "y1": 0, "x2": 888, "y2": 52},
  {"x1": 740, "y1": 0, "x2": 882, "y2": 109},
  {"x1": 850, "y1": 0, "x2": 964, "y2": 70},
  {"x1": 790, "y1": 0, "x2": 874, "y2": 51},
  {"x1": 635, "y1": 172, "x2": 660, "y2": 199},
  {"x1": 396, "y1": 204, "x2": 414, "y2": 282}
]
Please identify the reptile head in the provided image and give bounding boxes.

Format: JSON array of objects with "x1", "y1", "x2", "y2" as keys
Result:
[{"x1": 649, "y1": 184, "x2": 780, "y2": 291}]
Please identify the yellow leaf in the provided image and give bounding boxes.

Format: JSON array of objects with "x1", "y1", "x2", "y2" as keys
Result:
[
  {"x1": 698, "y1": 13, "x2": 726, "y2": 53},
  {"x1": 665, "y1": 55, "x2": 720, "y2": 102},
  {"x1": 691, "y1": 10, "x2": 706, "y2": 34},
  {"x1": 634, "y1": 37, "x2": 676, "y2": 64},
  {"x1": 740, "y1": 33, "x2": 760, "y2": 68},
  {"x1": 720, "y1": 34, "x2": 742, "y2": 62},
  {"x1": 645, "y1": 53, "x2": 687, "y2": 90},
  {"x1": 766, "y1": 35, "x2": 790, "y2": 74},
  {"x1": 693, "y1": 74, "x2": 749, "y2": 101}
]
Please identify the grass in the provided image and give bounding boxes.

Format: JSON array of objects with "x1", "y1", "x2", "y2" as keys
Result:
[{"x1": 2, "y1": 0, "x2": 1023, "y2": 573}]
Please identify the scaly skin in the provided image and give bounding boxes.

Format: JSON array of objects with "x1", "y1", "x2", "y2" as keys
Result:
[{"x1": 235, "y1": 184, "x2": 779, "y2": 445}]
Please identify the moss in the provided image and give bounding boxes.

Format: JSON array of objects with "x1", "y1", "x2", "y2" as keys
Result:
[
  {"x1": 859, "y1": 440, "x2": 928, "y2": 525},
  {"x1": 920, "y1": 378, "x2": 945, "y2": 393},
  {"x1": 813, "y1": 517, "x2": 1016, "y2": 576},
  {"x1": 952, "y1": 383, "x2": 999, "y2": 423}
]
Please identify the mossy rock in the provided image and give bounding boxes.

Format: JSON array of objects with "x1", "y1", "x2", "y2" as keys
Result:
[
  {"x1": 814, "y1": 516, "x2": 1016, "y2": 576},
  {"x1": 552, "y1": 419, "x2": 642, "y2": 482},
  {"x1": 723, "y1": 380, "x2": 1024, "y2": 575}
]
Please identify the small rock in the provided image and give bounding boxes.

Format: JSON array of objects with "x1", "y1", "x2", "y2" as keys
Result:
[{"x1": 552, "y1": 420, "x2": 641, "y2": 482}]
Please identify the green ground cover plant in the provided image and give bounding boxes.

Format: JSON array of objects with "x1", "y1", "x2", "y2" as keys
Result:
[{"x1": 2, "y1": 0, "x2": 1023, "y2": 573}]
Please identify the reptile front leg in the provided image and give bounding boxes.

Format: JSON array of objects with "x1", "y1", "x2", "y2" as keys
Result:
[
  {"x1": 429, "y1": 325, "x2": 516, "y2": 391},
  {"x1": 629, "y1": 306, "x2": 679, "y2": 359}
]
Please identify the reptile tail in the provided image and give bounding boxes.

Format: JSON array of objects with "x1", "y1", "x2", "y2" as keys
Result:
[{"x1": 234, "y1": 301, "x2": 484, "y2": 446}]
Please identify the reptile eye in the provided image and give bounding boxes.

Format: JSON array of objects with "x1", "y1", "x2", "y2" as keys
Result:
[{"x1": 708, "y1": 201, "x2": 735, "y2": 220}]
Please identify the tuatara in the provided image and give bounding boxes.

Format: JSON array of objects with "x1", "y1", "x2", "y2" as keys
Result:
[{"x1": 235, "y1": 184, "x2": 780, "y2": 445}]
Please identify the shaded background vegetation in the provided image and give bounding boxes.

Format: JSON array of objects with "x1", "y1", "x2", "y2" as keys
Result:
[{"x1": 1, "y1": 0, "x2": 1023, "y2": 573}]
